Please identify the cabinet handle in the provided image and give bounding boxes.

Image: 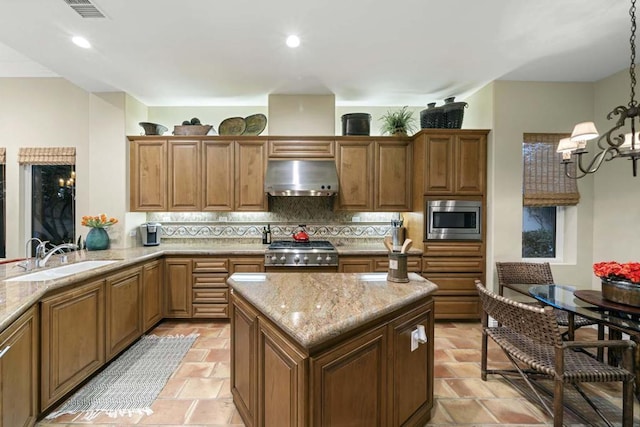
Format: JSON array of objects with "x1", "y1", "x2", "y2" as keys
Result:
[{"x1": 0, "y1": 345, "x2": 10, "y2": 358}]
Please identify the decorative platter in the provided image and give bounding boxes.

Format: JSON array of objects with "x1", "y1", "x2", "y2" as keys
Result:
[
  {"x1": 218, "y1": 117, "x2": 246, "y2": 136},
  {"x1": 243, "y1": 113, "x2": 267, "y2": 136}
]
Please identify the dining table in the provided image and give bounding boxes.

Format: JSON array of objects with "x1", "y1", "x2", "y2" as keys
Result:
[{"x1": 526, "y1": 283, "x2": 640, "y2": 400}]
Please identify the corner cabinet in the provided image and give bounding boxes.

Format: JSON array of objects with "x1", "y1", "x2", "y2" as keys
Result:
[
  {"x1": 335, "y1": 137, "x2": 412, "y2": 212},
  {"x1": 128, "y1": 137, "x2": 267, "y2": 212},
  {"x1": 1, "y1": 306, "x2": 38, "y2": 427}
]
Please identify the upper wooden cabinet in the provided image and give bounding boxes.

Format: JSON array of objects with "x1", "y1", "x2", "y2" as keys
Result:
[
  {"x1": 335, "y1": 137, "x2": 411, "y2": 211},
  {"x1": 129, "y1": 137, "x2": 267, "y2": 212},
  {"x1": 268, "y1": 137, "x2": 335, "y2": 158},
  {"x1": 130, "y1": 139, "x2": 167, "y2": 211},
  {"x1": 419, "y1": 131, "x2": 487, "y2": 195}
]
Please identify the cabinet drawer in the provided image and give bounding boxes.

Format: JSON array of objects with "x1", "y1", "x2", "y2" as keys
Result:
[
  {"x1": 268, "y1": 139, "x2": 335, "y2": 158},
  {"x1": 192, "y1": 304, "x2": 229, "y2": 318},
  {"x1": 422, "y1": 241, "x2": 483, "y2": 257},
  {"x1": 374, "y1": 257, "x2": 421, "y2": 272},
  {"x1": 423, "y1": 273, "x2": 481, "y2": 294},
  {"x1": 193, "y1": 273, "x2": 228, "y2": 288},
  {"x1": 193, "y1": 288, "x2": 229, "y2": 303},
  {"x1": 193, "y1": 258, "x2": 229, "y2": 273},
  {"x1": 433, "y1": 296, "x2": 480, "y2": 320},
  {"x1": 422, "y1": 257, "x2": 483, "y2": 273}
]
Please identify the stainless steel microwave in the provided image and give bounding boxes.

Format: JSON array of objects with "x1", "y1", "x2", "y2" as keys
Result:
[{"x1": 426, "y1": 200, "x2": 482, "y2": 240}]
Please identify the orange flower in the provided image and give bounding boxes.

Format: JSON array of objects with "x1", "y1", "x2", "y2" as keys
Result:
[
  {"x1": 593, "y1": 261, "x2": 640, "y2": 284},
  {"x1": 82, "y1": 213, "x2": 118, "y2": 228}
]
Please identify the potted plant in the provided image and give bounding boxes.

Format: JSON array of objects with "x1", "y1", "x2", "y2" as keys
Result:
[{"x1": 379, "y1": 106, "x2": 417, "y2": 136}]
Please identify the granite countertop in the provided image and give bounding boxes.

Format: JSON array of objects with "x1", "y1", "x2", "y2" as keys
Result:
[
  {"x1": 0, "y1": 242, "x2": 423, "y2": 333},
  {"x1": 227, "y1": 272, "x2": 438, "y2": 349}
]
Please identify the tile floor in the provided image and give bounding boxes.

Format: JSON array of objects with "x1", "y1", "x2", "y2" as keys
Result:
[{"x1": 37, "y1": 320, "x2": 639, "y2": 426}]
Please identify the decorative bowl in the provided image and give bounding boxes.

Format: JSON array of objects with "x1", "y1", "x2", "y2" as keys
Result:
[
  {"x1": 139, "y1": 122, "x2": 168, "y2": 135},
  {"x1": 173, "y1": 125, "x2": 214, "y2": 136},
  {"x1": 601, "y1": 277, "x2": 640, "y2": 307}
]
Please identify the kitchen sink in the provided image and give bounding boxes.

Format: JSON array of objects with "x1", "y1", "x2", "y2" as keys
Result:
[{"x1": 6, "y1": 260, "x2": 119, "y2": 282}]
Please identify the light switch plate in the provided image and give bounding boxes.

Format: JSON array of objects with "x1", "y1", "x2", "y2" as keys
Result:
[{"x1": 411, "y1": 329, "x2": 419, "y2": 352}]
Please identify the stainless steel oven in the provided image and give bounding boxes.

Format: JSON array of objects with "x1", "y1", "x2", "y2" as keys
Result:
[
  {"x1": 426, "y1": 200, "x2": 481, "y2": 240},
  {"x1": 264, "y1": 240, "x2": 339, "y2": 272}
]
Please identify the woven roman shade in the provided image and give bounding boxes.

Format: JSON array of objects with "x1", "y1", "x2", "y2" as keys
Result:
[
  {"x1": 18, "y1": 147, "x2": 76, "y2": 165},
  {"x1": 0, "y1": 148, "x2": 5, "y2": 164},
  {"x1": 523, "y1": 133, "x2": 579, "y2": 206}
]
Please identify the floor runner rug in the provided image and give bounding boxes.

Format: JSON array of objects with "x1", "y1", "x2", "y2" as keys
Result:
[{"x1": 46, "y1": 333, "x2": 198, "y2": 420}]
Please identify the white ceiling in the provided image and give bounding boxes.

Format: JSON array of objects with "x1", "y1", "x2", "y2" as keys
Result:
[{"x1": 0, "y1": 0, "x2": 633, "y2": 106}]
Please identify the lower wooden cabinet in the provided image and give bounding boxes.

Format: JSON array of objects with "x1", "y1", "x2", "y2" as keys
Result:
[
  {"x1": 338, "y1": 255, "x2": 421, "y2": 273},
  {"x1": 142, "y1": 260, "x2": 163, "y2": 331},
  {"x1": 164, "y1": 258, "x2": 193, "y2": 318},
  {"x1": 0, "y1": 305, "x2": 38, "y2": 427},
  {"x1": 40, "y1": 279, "x2": 106, "y2": 411},
  {"x1": 106, "y1": 266, "x2": 143, "y2": 360},
  {"x1": 231, "y1": 295, "x2": 259, "y2": 427}
]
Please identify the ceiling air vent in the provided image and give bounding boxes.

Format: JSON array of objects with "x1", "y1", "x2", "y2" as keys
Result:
[{"x1": 62, "y1": 0, "x2": 106, "y2": 18}]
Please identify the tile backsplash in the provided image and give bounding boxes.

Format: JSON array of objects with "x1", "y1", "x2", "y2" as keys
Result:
[{"x1": 147, "y1": 197, "x2": 401, "y2": 244}]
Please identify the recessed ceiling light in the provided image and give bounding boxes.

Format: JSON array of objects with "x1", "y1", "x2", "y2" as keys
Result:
[
  {"x1": 286, "y1": 35, "x2": 300, "y2": 48},
  {"x1": 72, "y1": 36, "x2": 91, "y2": 49}
]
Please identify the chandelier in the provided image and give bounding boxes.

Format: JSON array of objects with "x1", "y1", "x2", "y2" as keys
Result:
[{"x1": 557, "y1": 0, "x2": 640, "y2": 178}]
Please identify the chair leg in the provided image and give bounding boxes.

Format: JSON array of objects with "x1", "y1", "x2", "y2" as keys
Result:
[
  {"x1": 553, "y1": 379, "x2": 564, "y2": 427},
  {"x1": 481, "y1": 330, "x2": 488, "y2": 380},
  {"x1": 622, "y1": 379, "x2": 634, "y2": 427},
  {"x1": 566, "y1": 313, "x2": 576, "y2": 341},
  {"x1": 597, "y1": 324, "x2": 605, "y2": 362}
]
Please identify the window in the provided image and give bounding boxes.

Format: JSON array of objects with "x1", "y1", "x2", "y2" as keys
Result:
[
  {"x1": 522, "y1": 134, "x2": 578, "y2": 261},
  {"x1": 19, "y1": 147, "x2": 76, "y2": 255}
]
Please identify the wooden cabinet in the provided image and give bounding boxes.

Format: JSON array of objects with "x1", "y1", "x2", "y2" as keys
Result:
[
  {"x1": 338, "y1": 255, "x2": 421, "y2": 273},
  {"x1": 202, "y1": 140, "x2": 234, "y2": 211},
  {"x1": 168, "y1": 140, "x2": 201, "y2": 211},
  {"x1": 421, "y1": 132, "x2": 486, "y2": 195},
  {"x1": 375, "y1": 140, "x2": 412, "y2": 211},
  {"x1": 105, "y1": 266, "x2": 143, "y2": 360},
  {"x1": 130, "y1": 139, "x2": 167, "y2": 211},
  {"x1": 40, "y1": 279, "x2": 105, "y2": 411},
  {"x1": 235, "y1": 140, "x2": 267, "y2": 211},
  {"x1": 164, "y1": 258, "x2": 192, "y2": 318},
  {"x1": 0, "y1": 306, "x2": 38, "y2": 427},
  {"x1": 142, "y1": 260, "x2": 163, "y2": 331},
  {"x1": 192, "y1": 257, "x2": 230, "y2": 319},
  {"x1": 335, "y1": 140, "x2": 374, "y2": 211},
  {"x1": 231, "y1": 295, "x2": 259, "y2": 427},
  {"x1": 232, "y1": 292, "x2": 434, "y2": 427},
  {"x1": 230, "y1": 257, "x2": 265, "y2": 273},
  {"x1": 268, "y1": 137, "x2": 335, "y2": 158}
]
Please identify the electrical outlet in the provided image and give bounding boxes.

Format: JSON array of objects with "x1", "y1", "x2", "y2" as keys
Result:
[
  {"x1": 411, "y1": 329, "x2": 419, "y2": 352},
  {"x1": 129, "y1": 229, "x2": 137, "y2": 237},
  {"x1": 219, "y1": 216, "x2": 228, "y2": 222}
]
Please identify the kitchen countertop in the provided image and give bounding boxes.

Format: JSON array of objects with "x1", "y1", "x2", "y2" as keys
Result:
[
  {"x1": 0, "y1": 242, "x2": 423, "y2": 333},
  {"x1": 227, "y1": 272, "x2": 437, "y2": 349}
]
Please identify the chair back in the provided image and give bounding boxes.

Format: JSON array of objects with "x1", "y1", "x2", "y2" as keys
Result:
[
  {"x1": 496, "y1": 262, "x2": 554, "y2": 286},
  {"x1": 476, "y1": 281, "x2": 562, "y2": 348}
]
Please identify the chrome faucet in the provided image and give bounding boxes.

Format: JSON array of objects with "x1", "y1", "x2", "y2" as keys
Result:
[
  {"x1": 17, "y1": 237, "x2": 44, "y2": 271},
  {"x1": 38, "y1": 243, "x2": 79, "y2": 268}
]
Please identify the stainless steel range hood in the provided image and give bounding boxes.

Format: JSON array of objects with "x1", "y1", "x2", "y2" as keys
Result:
[{"x1": 265, "y1": 160, "x2": 339, "y2": 196}]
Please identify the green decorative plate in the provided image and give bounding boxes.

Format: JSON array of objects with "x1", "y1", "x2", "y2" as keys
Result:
[
  {"x1": 243, "y1": 113, "x2": 267, "y2": 136},
  {"x1": 218, "y1": 117, "x2": 246, "y2": 135}
]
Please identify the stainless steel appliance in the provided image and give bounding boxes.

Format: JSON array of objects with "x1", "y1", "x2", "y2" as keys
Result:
[
  {"x1": 265, "y1": 240, "x2": 338, "y2": 267},
  {"x1": 140, "y1": 222, "x2": 162, "y2": 246},
  {"x1": 264, "y1": 160, "x2": 339, "y2": 196},
  {"x1": 426, "y1": 200, "x2": 481, "y2": 240}
]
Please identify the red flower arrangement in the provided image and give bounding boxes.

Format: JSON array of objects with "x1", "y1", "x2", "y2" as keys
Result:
[{"x1": 593, "y1": 261, "x2": 640, "y2": 284}]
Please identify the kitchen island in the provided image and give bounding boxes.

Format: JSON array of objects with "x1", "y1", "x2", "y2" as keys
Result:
[{"x1": 227, "y1": 272, "x2": 438, "y2": 427}]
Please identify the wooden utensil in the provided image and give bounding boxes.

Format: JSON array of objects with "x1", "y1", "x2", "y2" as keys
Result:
[
  {"x1": 383, "y1": 236, "x2": 393, "y2": 252},
  {"x1": 400, "y1": 239, "x2": 413, "y2": 254}
]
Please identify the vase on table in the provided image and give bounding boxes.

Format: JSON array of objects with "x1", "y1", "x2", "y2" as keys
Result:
[
  {"x1": 601, "y1": 277, "x2": 640, "y2": 307},
  {"x1": 85, "y1": 227, "x2": 110, "y2": 251}
]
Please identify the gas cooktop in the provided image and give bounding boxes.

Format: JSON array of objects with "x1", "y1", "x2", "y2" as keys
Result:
[
  {"x1": 265, "y1": 240, "x2": 337, "y2": 267},
  {"x1": 268, "y1": 240, "x2": 335, "y2": 249}
]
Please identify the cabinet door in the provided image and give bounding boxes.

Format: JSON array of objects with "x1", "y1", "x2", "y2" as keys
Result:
[
  {"x1": 142, "y1": 260, "x2": 163, "y2": 332},
  {"x1": 258, "y1": 318, "x2": 307, "y2": 427},
  {"x1": 130, "y1": 139, "x2": 167, "y2": 211},
  {"x1": 164, "y1": 258, "x2": 192, "y2": 318},
  {"x1": 375, "y1": 140, "x2": 412, "y2": 211},
  {"x1": 389, "y1": 302, "x2": 434, "y2": 426},
  {"x1": 335, "y1": 140, "x2": 374, "y2": 211},
  {"x1": 311, "y1": 326, "x2": 387, "y2": 426},
  {"x1": 168, "y1": 140, "x2": 201, "y2": 211},
  {"x1": 268, "y1": 137, "x2": 335, "y2": 158},
  {"x1": 203, "y1": 140, "x2": 234, "y2": 211},
  {"x1": 0, "y1": 306, "x2": 38, "y2": 427},
  {"x1": 454, "y1": 134, "x2": 486, "y2": 194},
  {"x1": 40, "y1": 280, "x2": 105, "y2": 410},
  {"x1": 230, "y1": 257, "x2": 265, "y2": 274},
  {"x1": 231, "y1": 296, "x2": 259, "y2": 427},
  {"x1": 235, "y1": 140, "x2": 267, "y2": 211},
  {"x1": 338, "y1": 257, "x2": 374, "y2": 273},
  {"x1": 106, "y1": 267, "x2": 143, "y2": 360},
  {"x1": 423, "y1": 135, "x2": 454, "y2": 194}
]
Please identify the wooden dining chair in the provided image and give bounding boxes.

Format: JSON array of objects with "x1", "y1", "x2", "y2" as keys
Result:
[
  {"x1": 496, "y1": 262, "x2": 603, "y2": 344},
  {"x1": 476, "y1": 281, "x2": 636, "y2": 427}
]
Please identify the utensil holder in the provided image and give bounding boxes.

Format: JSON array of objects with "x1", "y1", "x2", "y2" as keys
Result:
[{"x1": 387, "y1": 252, "x2": 409, "y2": 283}]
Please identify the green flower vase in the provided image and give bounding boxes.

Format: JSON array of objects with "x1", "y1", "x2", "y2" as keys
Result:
[{"x1": 85, "y1": 227, "x2": 110, "y2": 251}]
